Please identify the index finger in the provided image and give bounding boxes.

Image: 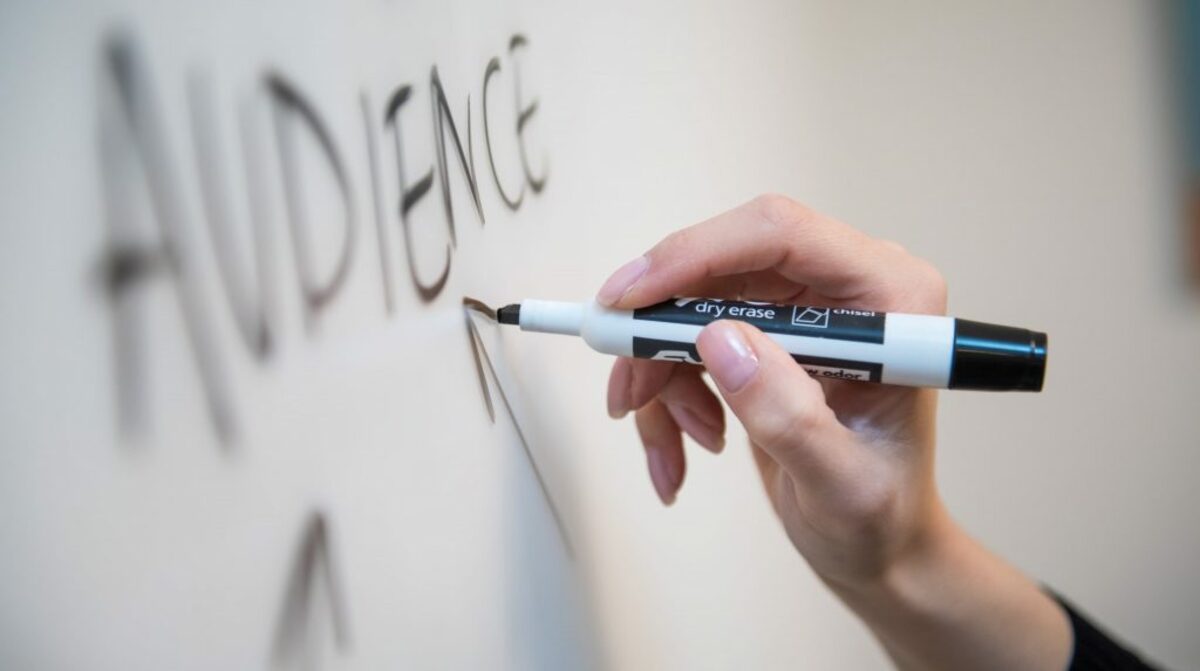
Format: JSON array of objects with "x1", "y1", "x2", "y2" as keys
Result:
[{"x1": 597, "y1": 194, "x2": 897, "y2": 310}]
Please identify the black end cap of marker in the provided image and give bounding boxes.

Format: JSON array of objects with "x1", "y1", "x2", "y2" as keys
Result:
[
  {"x1": 497, "y1": 304, "x2": 521, "y2": 325},
  {"x1": 948, "y1": 319, "x2": 1047, "y2": 392}
]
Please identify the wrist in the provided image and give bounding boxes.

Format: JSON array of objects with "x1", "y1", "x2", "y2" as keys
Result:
[
  {"x1": 820, "y1": 502, "x2": 1072, "y2": 671},
  {"x1": 823, "y1": 500, "x2": 965, "y2": 620}
]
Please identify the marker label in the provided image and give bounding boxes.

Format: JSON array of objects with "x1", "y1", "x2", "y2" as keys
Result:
[
  {"x1": 633, "y1": 298, "x2": 886, "y2": 344},
  {"x1": 790, "y1": 355, "x2": 882, "y2": 382},
  {"x1": 631, "y1": 337, "x2": 702, "y2": 363},
  {"x1": 631, "y1": 337, "x2": 883, "y2": 382},
  {"x1": 507, "y1": 297, "x2": 1046, "y2": 392}
]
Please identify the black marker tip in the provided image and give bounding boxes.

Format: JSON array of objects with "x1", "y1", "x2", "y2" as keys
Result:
[{"x1": 497, "y1": 304, "x2": 521, "y2": 325}]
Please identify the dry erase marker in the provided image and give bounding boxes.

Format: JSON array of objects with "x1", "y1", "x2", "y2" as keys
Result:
[{"x1": 496, "y1": 298, "x2": 1047, "y2": 391}]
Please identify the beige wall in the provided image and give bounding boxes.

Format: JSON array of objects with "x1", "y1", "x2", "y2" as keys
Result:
[{"x1": 540, "y1": 1, "x2": 1200, "y2": 668}]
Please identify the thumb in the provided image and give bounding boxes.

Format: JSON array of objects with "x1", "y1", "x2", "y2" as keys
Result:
[{"x1": 696, "y1": 320, "x2": 856, "y2": 486}]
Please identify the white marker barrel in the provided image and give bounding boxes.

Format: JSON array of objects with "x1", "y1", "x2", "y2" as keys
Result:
[{"x1": 502, "y1": 298, "x2": 1046, "y2": 391}]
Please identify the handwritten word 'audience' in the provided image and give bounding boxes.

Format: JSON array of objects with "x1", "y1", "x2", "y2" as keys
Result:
[{"x1": 98, "y1": 31, "x2": 548, "y2": 443}]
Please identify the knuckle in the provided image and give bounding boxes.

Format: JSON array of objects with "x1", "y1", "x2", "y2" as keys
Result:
[
  {"x1": 822, "y1": 475, "x2": 900, "y2": 542},
  {"x1": 633, "y1": 404, "x2": 660, "y2": 436},
  {"x1": 752, "y1": 193, "x2": 810, "y2": 229},
  {"x1": 651, "y1": 226, "x2": 697, "y2": 263},
  {"x1": 629, "y1": 361, "x2": 676, "y2": 409},
  {"x1": 649, "y1": 228, "x2": 681, "y2": 257},
  {"x1": 843, "y1": 481, "x2": 898, "y2": 527},
  {"x1": 915, "y1": 259, "x2": 948, "y2": 309},
  {"x1": 753, "y1": 399, "x2": 822, "y2": 451},
  {"x1": 878, "y1": 238, "x2": 948, "y2": 311},
  {"x1": 662, "y1": 226, "x2": 688, "y2": 247}
]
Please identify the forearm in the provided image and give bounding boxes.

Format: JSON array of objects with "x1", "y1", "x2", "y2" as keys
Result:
[{"x1": 827, "y1": 505, "x2": 1072, "y2": 671}]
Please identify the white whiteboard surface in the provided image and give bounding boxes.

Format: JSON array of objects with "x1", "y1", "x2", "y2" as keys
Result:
[{"x1": 3, "y1": 1, "x2": 1199, "y2": 670}]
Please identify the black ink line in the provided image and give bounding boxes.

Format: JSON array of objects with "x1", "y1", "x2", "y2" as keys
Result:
[
  {"x1": 266, "y1": 73, "x2": 357, "y2": 323},
  {"x1": 463, "y1": 298, "x2": 573, "y2": 557},
  {"x1": 96, "y1": 240, "x2": 162, "y2": 438},
  {"x1": 99, "y1": 244, "x2": 165, "y2": 296},
  {"x1": 461, "y1": 296, "x2": 497, "y2": 321},
  {"x1": 431, "y1": 66, "x2": 485, "y2": 232},
  {"x1": 187, "y1": 70, "x2": 274, "y2": 358},
  {"x1": 482, "y1": 57, "x2": 523, "y2": 211},
  {"x1": 361, "y1": 91, "x2": 395, "y2": 314},
  {"x1": 384, "y1": 84, "x2": 447, "y2": 303},
  {"x1": 237, "y1": 93, "x2": 280, "y2": 357},
  {"x1": 99, "y1": 32, "x2": 236, "y2": 444},
  {"x1": 509, "y1": 34, "x2": 548, "y2": 194},
  {"x1": 465, "y1": 301, "x2": 496, "y2": 422},
  {"x1": 271, "y1": 510, "x2": 351, "y2": 670}
]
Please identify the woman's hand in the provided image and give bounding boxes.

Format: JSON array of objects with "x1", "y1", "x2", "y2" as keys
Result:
[
  {"x1": 598, "y1": 195, "x2": 1070, "y2": 671},
  {"x1": 598, "y1": 194, "x2": 946, "y2": 586}
]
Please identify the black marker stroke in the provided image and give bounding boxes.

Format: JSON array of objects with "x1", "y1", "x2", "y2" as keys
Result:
[
  {"x1": 461, "y1": 295, "x2": 497, "y2": 321},
  {"x1": 96, "y1": 241, "x2": 163, "y2": 438},
  {"x1": 266, "y1": 73, "x2": 357, "y2": 324},
  {"x1": 361, "y1": 92, "x2": 395, "y2": 314},
  {"x1": 384, "y1": 85, "x2": 446, "y2": 303},
  {"x1": 271, "y1": 510, "x2": 351, "y2": 670},
  {"x1": 463, "y1": 298, "x2": 573, "y2": 557},
  {"x1": 482, "y1": 57, "x2": 524, "y2": 211},
  {"x1": 94, "y1": 31, "x2": 551, "y2": 443},
  {"x1": 187, "y1": 71, "x2": 275, "y2": 358},
  {"x1": 431, "y1": 66, "x2": 485, "y2": 231},
  {"x1": 98, "y1": 32, "x2": 236, "y2": 444},
  {"x1": 509, "y1": 35, "x2": 547, "y2": 194}
]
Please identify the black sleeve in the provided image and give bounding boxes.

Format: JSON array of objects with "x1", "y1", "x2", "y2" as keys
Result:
[{"x1": 1054, "y1": 593, "x2": 1163, "y2": 670}]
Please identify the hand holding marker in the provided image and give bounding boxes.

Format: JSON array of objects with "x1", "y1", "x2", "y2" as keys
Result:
[
  {"x1": 501, "y1": 196, "x2": 1076, "y2": 671},
  {"x1": 497, "y1": 297, "x2": 1046, "y2": 391}
]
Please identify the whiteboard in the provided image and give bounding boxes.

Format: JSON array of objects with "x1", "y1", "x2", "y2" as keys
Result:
[
  {"x1": 0, "y1": 1, "x2": 592, "y2": 668},
  {"x1": 4, "y1": 1, "x2": 1199, "y2": 670}
]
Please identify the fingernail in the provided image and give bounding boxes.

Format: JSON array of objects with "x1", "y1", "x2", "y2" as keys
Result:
[
  {"x1": 700, "y1": 322, "x2": 759, "y2": 393},
  {"x1": 597, "y1": 256, "x2": 649, "y2": 306},
  {"x1": 646, "y1": 447, "x2": 678, "y2": 505},
  {"x1": 670, "y1": 405, "x2": 725, "y2": 453}
]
